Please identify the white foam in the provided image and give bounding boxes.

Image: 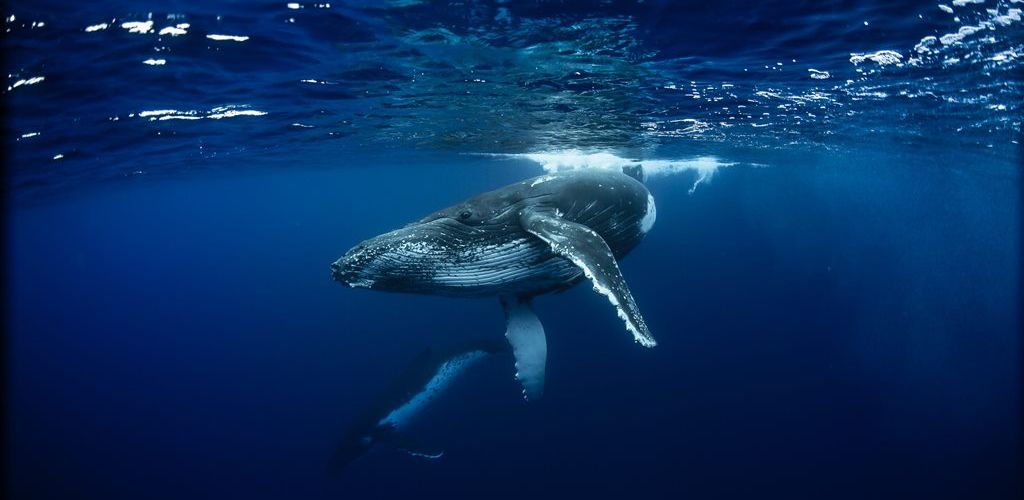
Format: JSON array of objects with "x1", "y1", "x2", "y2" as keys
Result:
[
  {"x1": 521, "y1": 151, "x2": 636, "y2": 172},
  {"x1": 207, "y1": 109, "x2": 267, "y2": 119},
  {"x1": 913, "y1": 3, "x2": 1021, "y2": 63},
  {"x1": 808, "y1": 68, "x2": 831, "y2": 80},
  {"x1": 207, "y1": 34, "x2": 249, "y2": 42},
  {"x1": 121, "y1": 21, "x2": 154, "y2": 34},
  {"x1": 914, "y1": 36, "x2": 939, "y2": 54},
  {"x1": 993, "y1": 8, "x2": 1022, "y2": 25},
  {"x1": 85, "y1": 23, "x2": 109, "y2": 32},
  {"x1": 990, "y1": 48, "x2": 1019, "y2": 62},
  {"x1": 142, "y1": 58, "x2": 166, "y2": 65},
  {"x1": 649, "y1": 117, "x2": 712, "y2": 136},
  {"x1": 940, "y1": 24, "x2": 983, "y2": 44},
  {"x1": 139, "y1": 109, "x2": 179, "y2": 117},
  {"x1": 511, "y1": 150, "x2": 734, "y2": 193},
  {"x1": 138, "y1": 106, "x2": 266, "y2": 121},
  {"x1": 849, "y1": 50, "x2": 903, "y2": 66},
  {"x1": 158, "y1": 23, "x2": 189, "y2": 36},
  {"x1": 645, "y1": 157, "x2": 734, "y2": 193},
  {"x1": 8, "y1": 76, "x2": 44, "y2": 91}
]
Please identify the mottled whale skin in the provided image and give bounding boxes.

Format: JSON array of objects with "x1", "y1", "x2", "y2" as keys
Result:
[{"x1": 332, "y1": 168, "x2": 657, "y2": 399}]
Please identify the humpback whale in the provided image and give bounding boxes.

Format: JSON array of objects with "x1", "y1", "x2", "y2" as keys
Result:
[
  {"x1": 329, "y1": 339, "x2": 509, "y2": 474},
  {"x1": 331, "y1": 168, "x2": 656, "y2": 399}
]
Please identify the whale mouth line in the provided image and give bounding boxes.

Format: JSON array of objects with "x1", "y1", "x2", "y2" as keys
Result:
[{"x1": 330, "y1": 259, "x2": 357, "y2": 286}]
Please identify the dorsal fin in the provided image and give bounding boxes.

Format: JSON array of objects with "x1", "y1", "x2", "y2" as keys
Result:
[{"x1": 621, "y1": 164, "x2": 646, "y2": 183}]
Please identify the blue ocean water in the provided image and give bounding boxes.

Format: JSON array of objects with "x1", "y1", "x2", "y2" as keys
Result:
[{"x1": 3, "y1": 1, "x2": 1021, "y2": 499}]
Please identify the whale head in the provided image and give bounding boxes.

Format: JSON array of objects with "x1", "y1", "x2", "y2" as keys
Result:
[
  {"x1": 331, "y1": 190, "x2": 527, "y2": 295},
  {"x1": 331, "y1": 217, "x2": 477, "y2": 292}
]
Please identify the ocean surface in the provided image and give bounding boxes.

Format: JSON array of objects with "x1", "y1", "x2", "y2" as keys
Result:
[{"x1": 3, "y1": 1, "x2": 1021, "y2": 498}]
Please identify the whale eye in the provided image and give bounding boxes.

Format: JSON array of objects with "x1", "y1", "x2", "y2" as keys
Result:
[{"x1": 458, "y1": 210, "x2": 472, "y2": 220}]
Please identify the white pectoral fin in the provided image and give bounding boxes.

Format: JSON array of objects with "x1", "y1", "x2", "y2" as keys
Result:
[
  {"x1": 501, "y1": 296, "x2": 547, "y2": 401},
  {"x1": 521, "y1": 208, "x2": 656, "y2": 348}
]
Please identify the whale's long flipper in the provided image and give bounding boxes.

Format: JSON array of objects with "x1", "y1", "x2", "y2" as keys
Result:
[
  {"x1": 329, "y1": 339, "x2": 511, "y2": 476},
  {"x1": 520, "y1": 208, "x2": 656, "y2": 348},
  {"x1": 500, "y1": 296, "x2": 547, "y2": 400}
]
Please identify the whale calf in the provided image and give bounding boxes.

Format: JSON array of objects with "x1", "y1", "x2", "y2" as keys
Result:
[
  {"x1": 332, "y1": 168, "x2": 656, "y2": 399},
  {"x1": 329, "y1": 339, "x2": 508, "y2": 474}
]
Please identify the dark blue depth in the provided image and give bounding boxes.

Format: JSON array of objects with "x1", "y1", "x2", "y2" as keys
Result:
[{"x1": 7, "y1": 150, "x2": 1020, "y2": 498}]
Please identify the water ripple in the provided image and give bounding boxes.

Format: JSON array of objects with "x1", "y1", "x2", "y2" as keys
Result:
[{"x1": 3, "y1": 0, "x2": 1020, "y2": 196}]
